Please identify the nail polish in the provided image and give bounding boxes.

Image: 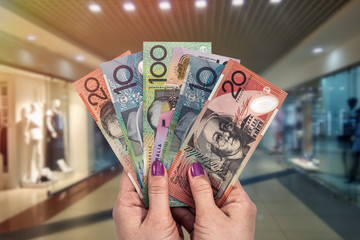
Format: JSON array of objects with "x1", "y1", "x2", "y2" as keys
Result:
[
  {"x1": 152, "y1": 160, "x2": 165, "y2": 176},
  {"x1": 191, "y1": 162, "x2": 204, "y2": 177}
]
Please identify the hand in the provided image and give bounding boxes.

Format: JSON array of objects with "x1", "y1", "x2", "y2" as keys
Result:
[
  {"x1": 113, "y1": 160, "x2": 183, "y2": 240},
  {"x1": 172, "y1": 162, "x2": 257, "y2": 240}
]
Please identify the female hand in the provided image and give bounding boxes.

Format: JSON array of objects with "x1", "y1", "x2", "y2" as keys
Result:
[
  {"x1": 172, "y1": 162, "x2": 257, "y2": 240},
  {"x1": 113, "y1": 160, "x2": 183, "y2": 240}
]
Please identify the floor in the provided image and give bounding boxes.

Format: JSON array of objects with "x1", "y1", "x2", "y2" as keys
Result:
[{"x1": 0, "y1": 150, "x2": 360, "y2": 240}]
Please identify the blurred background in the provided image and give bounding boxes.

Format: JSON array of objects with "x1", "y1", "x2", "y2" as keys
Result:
[{"x1": 0, "y1": 0, "x2": 360, "y2": 239}]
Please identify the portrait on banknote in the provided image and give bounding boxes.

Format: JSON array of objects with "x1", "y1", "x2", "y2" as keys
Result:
[
  {"x1": 121, "y1": 103, "x2": 143, "y2": 154},
  {"x1": 100, "y1": 100, "x2": 126, "y2": 147},
  {"x1": 172, "y1": 107, "x2": 199, "y2": 150},
  {"x1": 188, "y1": 109, "x2": 258, "y2": 197}
]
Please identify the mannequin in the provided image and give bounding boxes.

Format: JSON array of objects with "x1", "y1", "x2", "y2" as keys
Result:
[
  {"x1": 24, "y1": 103, "x2": 44, "y2": 183},
  {"x1": 46, "y1": 99, "x2": 66, "y2": 171}
]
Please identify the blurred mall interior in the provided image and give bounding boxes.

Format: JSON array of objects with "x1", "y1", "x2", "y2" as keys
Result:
[{"x1": 0, "y1": 0, "x2": 360, "y2": 239}]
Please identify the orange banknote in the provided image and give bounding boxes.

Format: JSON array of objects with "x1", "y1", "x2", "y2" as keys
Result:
[
  {"x1": 73, "y1": 51, "x2": 143, "y2": 199},
  {"x1": 168, "y1": 59, "x2": 287, "y2": 207}
]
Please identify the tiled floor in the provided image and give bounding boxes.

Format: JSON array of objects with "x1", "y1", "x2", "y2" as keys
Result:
[{"x1": 0, "y1": 150, "x2": 359, "y2": 240}]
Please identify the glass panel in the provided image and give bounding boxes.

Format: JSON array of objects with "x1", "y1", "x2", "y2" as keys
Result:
[{"x1": 282, "y1": 66, "x2": 360, "y2": 203}]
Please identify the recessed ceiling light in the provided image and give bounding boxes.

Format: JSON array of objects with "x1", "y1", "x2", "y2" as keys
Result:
[
  {"x1": 88, "y1": 3, "x2": 101, "y2": 12},
  {"x1": 123, "y1": 2, "x2": 136, "y2": 11},
  {"x1": 313, "y1": 47, "x2": 323, "y2": 54},
  {"x1": 195, "y1": 0, "x2": 207, "y2": 9},
  {"x1": 232, "y1": 0, "x2": 244, "y2": 6},
  {"x1": 27, "y1": 34, "x2": 36, "y2": 41},
  {"x1": 159, "y1": 1, "x2": 171, "y2": 10},
  {"x1": 270, "y1": 0, "x2": 282, "y2": 4},
  {"x1": 75, "y1": 55, "x2": 85, "y2": 61}
]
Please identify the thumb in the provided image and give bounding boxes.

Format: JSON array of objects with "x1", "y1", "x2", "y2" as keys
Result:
[
  {"x1": 147, "y1": 160, "x2": 171, "y2": 218},
  {"x1": 188, "y1": 162, "x2": 217, "y2": 216}
]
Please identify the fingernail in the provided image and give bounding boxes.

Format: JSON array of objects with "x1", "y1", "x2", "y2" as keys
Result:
[
  {"x1": 191, "y1": 162, "x2": 204, "y2": 177},
  {"x1": 152, "y1": 160, "x2": 165, "y2": 176}
]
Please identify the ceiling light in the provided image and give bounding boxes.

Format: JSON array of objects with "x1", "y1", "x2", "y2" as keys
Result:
[
  {"x1": 27, "y1": 34, "x2": 36, "y2": 41},
  {"x1": 195, "y1": 0, "x2": 207, "y2": 9},
  {"x1": 313, "y1": 47, "x2": 323, "y2": 54},
  {"x1": 232, "y1": 0, "x2": 244, "y2": 6},
  {"x1": 123, "y1": 2, "x2": 136, "y2": 11},
  {"x1": 159, "y1": 1, "x2": 171, "y2": 10},
  {"x1": 88, "y1": 3, "x2": 102, "y2": 12},
  {"x1": 270, "y1": 0, "x2": 282, "y2": 4},
  {"x1": 75, "y1": 55, "x2": 85, "y2": 61}
]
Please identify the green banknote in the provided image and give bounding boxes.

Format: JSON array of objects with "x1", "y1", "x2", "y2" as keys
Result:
[{"x1": 143, "y1": 42, "x2": 211, "y2": 206}]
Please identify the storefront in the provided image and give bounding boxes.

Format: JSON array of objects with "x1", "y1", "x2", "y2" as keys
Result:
[
  {"x1": 269, "y1": 64, "x2": 360, "y2": 203},
  {"x1": 0, "y1": 65, "x2": 117, "y2": 193}
]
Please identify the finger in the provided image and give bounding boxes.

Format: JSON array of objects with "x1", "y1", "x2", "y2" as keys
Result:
[
  {"x1": 221, "y1": 180, "x2": 256, "y2": 219},
  {"x1": 116, "y1": 171, "x2": 143, "y2": 208},
  {"x1": 171, "y1": 207, "x2": 195, "y2": 234},
  {"x1": 188, "y1": 162, "x2": 216, "y2": 216},
  {"x1": 147, "y1": 160, "x2": 171, "y2": 218},
  {"x1": 118, "y1": 171, "x2": 136, "y2": 196},
  {"x1": 222, "y1": 180, "x2": 250, "y2": 206}
]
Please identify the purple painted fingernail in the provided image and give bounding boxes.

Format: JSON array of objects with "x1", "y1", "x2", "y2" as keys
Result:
[
  {"x1": 191, "y1": 162, "x2": 204, "y2": 177},
  {"x1": 152, "y1": 160, "x2": 165, "y2": 176}
]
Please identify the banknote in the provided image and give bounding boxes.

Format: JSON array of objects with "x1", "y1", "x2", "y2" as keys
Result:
[
  {"x1": 168, "y1": 60, "x2": 287, "y2": 207},
  {"x1": 161, "y1": 50, "x2": 241, "y2": 171},
  {"x1": 148, "y1": 109, "x2": 186, "y2": 206},
  {"x1": 167, "y1": 46, "x2": 240, "y2": 87},
  {"x1": 151, "y1": 110, "x2": 174, "y2": 165},
  {"x1": 142, "y1": 42, "x2": 211, "y2": 206},
  {"x1": 101, "y1": 52, "x2": 144, "y2": 192},
  {"x1": 73, "y1": 51, "x2": 143, "y2": 200}
]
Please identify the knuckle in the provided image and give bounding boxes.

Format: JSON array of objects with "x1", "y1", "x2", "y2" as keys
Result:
[
  {"x1": 230, "y1": 190, "x2": 244, "y2": 201},
  {"x1": 148, "y1": 184, "x2": 167, "y2": 195},
  {"x1": 245, "y1": 200, "x2": 257, "y2": 216},
  {"x1": 193, "y1": 180, "x2": 212, "y2": 196}
]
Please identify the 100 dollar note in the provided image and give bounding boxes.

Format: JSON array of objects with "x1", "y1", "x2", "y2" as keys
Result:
[
  {"x1": 168, "y1": 60, "x2": 287, "y2": 207},
  {"x1": 73, "y1": 51, "x2": 143, "y2": 199},
  {"x1": 101, "y1": 52, "x2": 144, "y2": 192},
  {"x1": 142, "y1": 42, "x2": 211, "y2": 206}
]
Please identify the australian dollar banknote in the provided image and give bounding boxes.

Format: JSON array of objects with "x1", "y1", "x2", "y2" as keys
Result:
[
  {"x1": 73, "y1": 51, "x2": 143, "y2": 199},
  {"x1": 101, "y1": 52, "x2": 145, "y2": 193},
  {"x1": 161, "y1": 48, "x2": 241, "y2": 170},
  {"x1": 168, "y1": 60, "x2": 287, "y2": 207},
  {"x1": 142, "y1": 42, "x2": 211, "y2": 206}
]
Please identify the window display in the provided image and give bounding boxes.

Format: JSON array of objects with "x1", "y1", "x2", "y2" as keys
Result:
[
  {"x1": 0, "y1": 65, "x2": 116, "y2": 192},
  {"x1": 23, "y1": 102, "x2": 45, "y2": 184},
  {"x1": 282, "y1": 64, "x2": 360, "y2": 203},
  {"x1": 45, "y1": 99, "x2": 66, "y2": 171}
]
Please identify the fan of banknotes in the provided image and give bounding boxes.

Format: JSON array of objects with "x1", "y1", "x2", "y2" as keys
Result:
[{"x1": 73, "y1": 42, "x2": 287, "y2": 208}]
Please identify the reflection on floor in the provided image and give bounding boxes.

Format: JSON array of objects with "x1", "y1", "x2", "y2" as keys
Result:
[
  {"x1": 284, "y1": 135, "x2": 360, "y2": 204},
  {"x1": 0, "y1": 150, "x2": 360, "y2": 240},
  {"x1": 0, "y1": 188, "x2": 47, "y2": 223}
]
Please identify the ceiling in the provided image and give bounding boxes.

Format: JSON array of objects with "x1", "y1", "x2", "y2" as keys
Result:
[{"x1": 0, "y1": 0, "x2": 352, "y2": 80}]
